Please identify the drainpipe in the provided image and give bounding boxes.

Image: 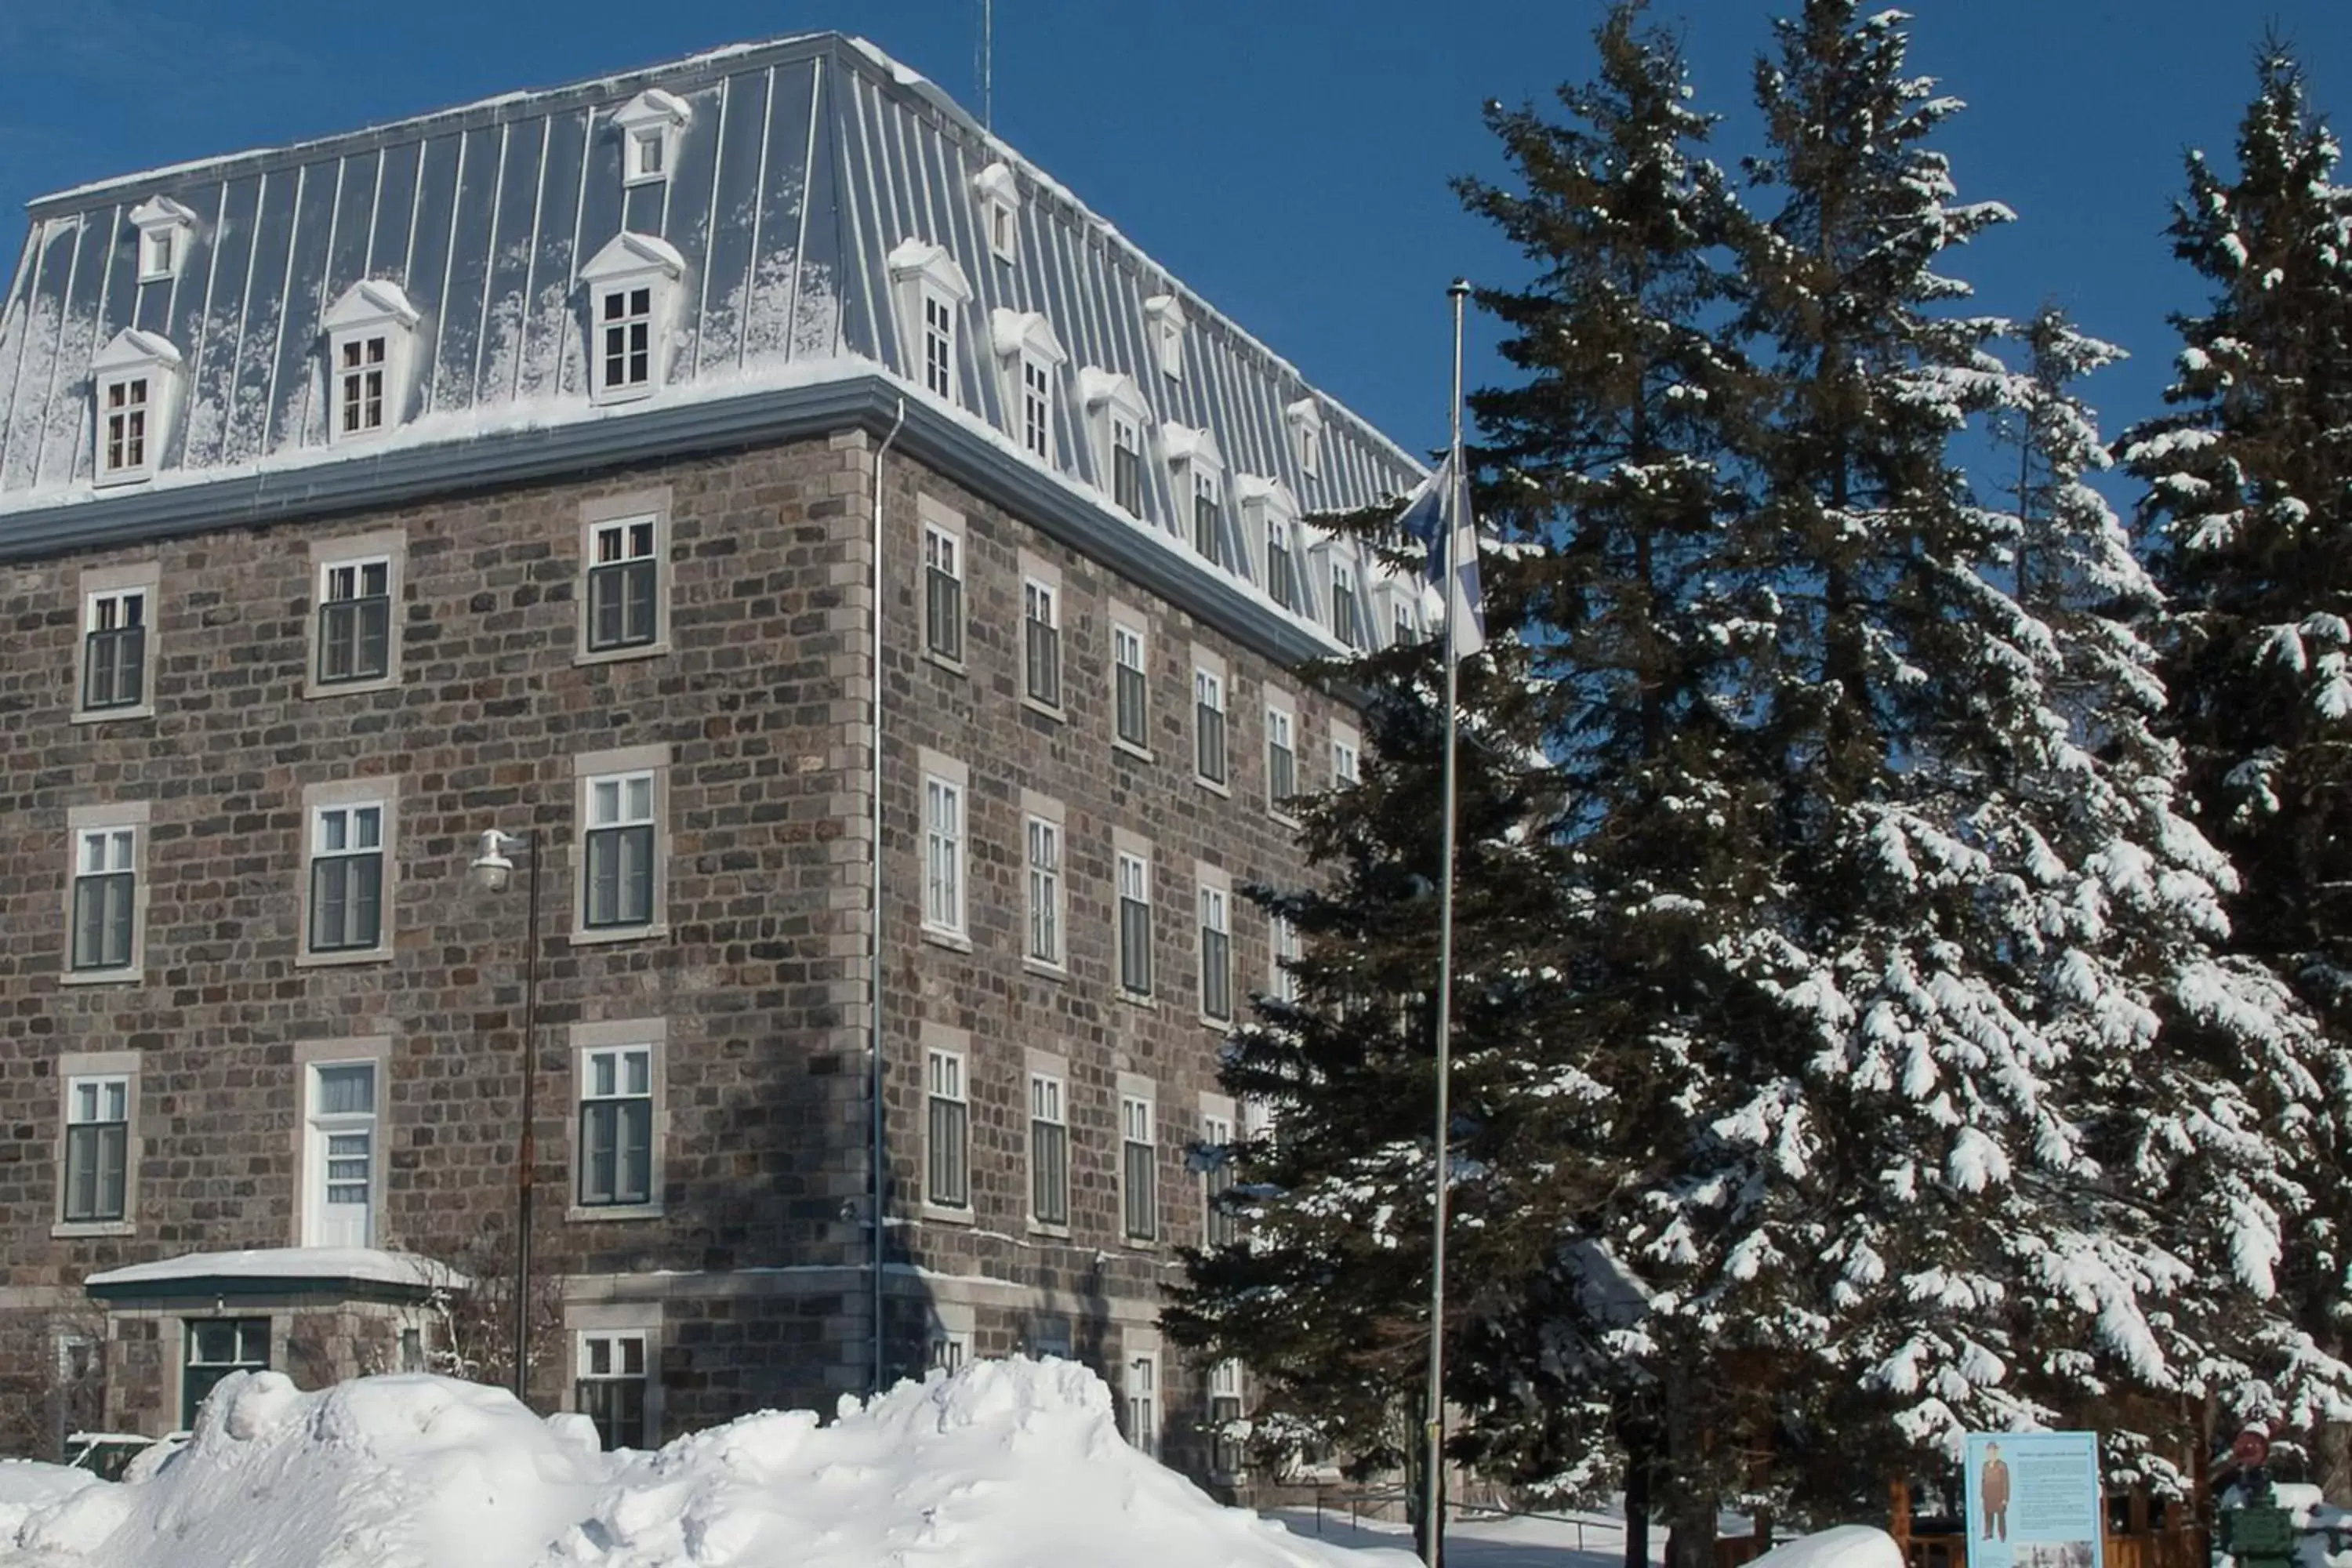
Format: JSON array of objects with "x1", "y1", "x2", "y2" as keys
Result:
[{"x1": 869, "y1": 397, "x2": 906, "y2": 1397}]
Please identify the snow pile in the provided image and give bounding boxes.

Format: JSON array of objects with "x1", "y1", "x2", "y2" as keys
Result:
[
  {"x1": 9, "y1": 1358, "x2": 1407, "y2": 1568},
  {"x1": 1748, "y1": 1526, "x2": 1903, "y2": 1568},
  {"x1": 0, "y1": 1461, "x2": 95, "y2": 1544}
]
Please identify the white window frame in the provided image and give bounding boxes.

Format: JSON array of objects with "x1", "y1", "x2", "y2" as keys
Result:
[
  {"x1": 1264, "y1": 697, "x2": 1298, "y2": 819},
  {"x1": 91, "y1": 330, "x2": 181, "y2": 487},
  {"x1": 1025, "y1": 805, "x2": 1065, "y2": 970},
  {"x1": 1201, "y1": 1099, "x2": 1238, "y2": 1247},
  {"x1": 1163, "y1": 425, "x2": 1226, "y2": 568},
  {"x1": 921, "y1": 751, "x2": 968, "y2": 942},
  {"x1": 975, "y1": 161, "x2": 1022, "y2": 264},
  {"x1": 1116, "y1": 837, "x2": 1154, "y2": 1000},
  {"x1": 60, "y1": 1071, "x2": 132, "y2": 1230},
  {"x1": 925, "y1": 1044, "x2": 971, "y2": 1211},
  {"x1": 1271, "y1": 914, "x2": 1303, "y2": 1005},
  {"x1": 1239, "y1": 477, "x2": 1304, "y2": 609},
  {"x1": 129, "y1": 195, "x2": 194, "y2": 285},
  {"x1": 927, "y1": 1325, "x2": 974, "y2": 1376},
  {"x1": 568, "y1": 1019, "x2": 668, "y2": 1221},
  {"x1": 1123, "y1": 1344, "x2": 1162, "y2": 1457},
  {"x1": 307, "y1": 528, "x2": 407, "y2": 696},
  {"x1": 578, "y1": 1044, "x2": 656, "y2": 1210},
  {"x1": 1209, "y1": 1357, "x2": 1247, "y2": 1479},
  {"x1": 1027, "y1": 1058, "x2": 1070, "y2": 1231},
  {"x1": 1330, "y1": 721, "x2": 1362, "y2": 789},
  {"x1": 296, "y1": 1048, "x2": 386, "y2": 1250},
  {"x1": 612, "y1": 88, "x2": 690, "y2": 189},
  {"x1": 300, "y1": 792, "x2": 390, "y2": 962},
  {"x1": 1112, "y1": 616, "x2": 1151, "y2": 757},
  {"x1": 321, "y1": 280, "x2": 420, "y2": 444},
  {"x1": 572, "y1": 744, "x2": 671, "y2": 944},
  {"x1": 579, "y1": 232, "x2": 685, "y2": 406},
  {"x1": 74, "y1": 562, "x2": 158, "y2": 723},
  {"x1": 991, "y1": 310, "x2": 1066, "y2": 467},
  {"x1": 1198, "y1": 869, "x2": 1233, "y2": 1026},
  {"x1": 1022, "y1": 568, "x2": 1063, "y2": 713},
  {"x1": 1120, "y1": 1076, "x2": 1158, "y2": 1244},
  {"x1": 1192, "y1": 655, "x2": 1229, "y2": 792},
  {"x1": 888, "y1": 239, "x2": 974, "y2": 407},
  {"x1": 1287, "y1": 397, "x2": 1324, "y2": 483},
  {"x1": 583, "y1": 511, "x2": 664, "y2": 656},
  {"x1": 64, "y1": 803, "x2": 147, "y2": 983},
  {"x1": 574, "y1": 1329, "x2": 653, "y2": 1450},
  {"x1": 1330, "y1": 557, "x2": 1365, "y2": 649},
  {"x1": 921, "y1": 499, "x2": 967, "y2": 667},
  {"x1": 1080, "y1": 369, "x2": 1152, "y2": 520},
  {"x1": 1143, "y1": 293, "x2": 1187, "y2": 382}
]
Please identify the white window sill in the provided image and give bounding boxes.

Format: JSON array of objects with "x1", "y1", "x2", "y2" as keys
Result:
[
  {"x1": 1116, "y1": 989, "x2": 1155, "y2": 1011},
  {"x1": 61, "y1": 966, "x2": 142, "y2": 987},
  {"x1": 296, "y1": 945, "x2": 393, "y2": 970},
  {"x1": 71, "y1": 703, "x2": 155, "y2": 725},
  {"x1": 1022, "y1": 957, "x2": 1068, "y2": 983},
  {"x1": 921, "y1": 1202, "x2": 975, "y2": 1227},
  {"x1": 1026, "y1": 1219, "x2": 1073, "y2": 1240},
  {"x1": 920, "y1": 927, "x2": 973, "y2": 954},
  {"x1": 93, "y1": 470, "x2": 157, "y2": 490},
  {"x1": 1112, "y1": 739, "x2": 1152, "y2": 764},
  {"x1": 1021, "y1": 695, "x2": 1066, "y2": 724},
  {"x1": 590, "y1": 383, "x2": 659, "y2": 408},
  {"x1": 571, "y1": 922, "x2": 670, "y2": 948},
  {"x1": 303, "y1": 671, "x2": 401, "y2": 701},
  {"x1": 53, "y1": 1219, "x2": 135, "y2": 1240},
  {"x1": 922, "y1": 648, "x2": 968, "y2": 679},
  {"x1": 575, "y1": 639, "x2": 672, "y2": 670},
  {"x1": 1268, "y1": 808, "x2": 1300, "y2": 829},
  {"x1": 1195, "y1": 775, "x2": 1231, "y2": 798},
  {"x1": 1200, "y1": 1014, "x2": 1234, "y2": 1033},
  {"x1": 1122, "y1": 1236, "x2": 1160, "y2": 1251},
  {"x1": 567, "y1": 1202, "x2": 665, "y2": 1224}
]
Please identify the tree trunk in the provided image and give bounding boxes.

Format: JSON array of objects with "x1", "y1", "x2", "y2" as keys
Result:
[
  {"x1": 1626, "y1": 1429, "x2": 1654, "y2": 1568},
  {"x1": 1664, "y1": 1361, "x2": 1719, "y2": 1568}
]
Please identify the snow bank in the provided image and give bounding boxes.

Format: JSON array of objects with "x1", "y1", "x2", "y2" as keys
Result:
[
  {"x1": 0, "y1": 1461, "x2": 95, "y2": 1544},
  {"x1": 9, "y1": 1358, "x2": 1408, "y2": 1568},
  {"x1": 1749, "y1": 1526, "x2": 1904, "y2": 1568}
]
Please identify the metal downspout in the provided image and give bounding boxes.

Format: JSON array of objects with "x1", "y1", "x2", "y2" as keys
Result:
[{"x1": 869, "y1": 397, "x2": 906, "y2": 1396}]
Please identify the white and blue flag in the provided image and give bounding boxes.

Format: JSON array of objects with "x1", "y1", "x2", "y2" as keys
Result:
[{"x1": 1397, "y1": 452, "x2": 1486, "y2": 658}]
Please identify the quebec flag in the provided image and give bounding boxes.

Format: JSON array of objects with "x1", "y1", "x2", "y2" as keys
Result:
[{"x1": 1398, "y1": 453, "x2": 1487, "y2": 659}]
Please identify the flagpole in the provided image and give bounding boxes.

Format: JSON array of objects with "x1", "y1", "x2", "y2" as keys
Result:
[{"x1": 1422, "y1": 277, "x2": 1470, "y2": 1568}]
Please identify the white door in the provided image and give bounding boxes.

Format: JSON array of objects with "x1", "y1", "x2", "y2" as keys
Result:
[{"x1": 311, "y1": 1063, "x2": 376, "y2": 1248}]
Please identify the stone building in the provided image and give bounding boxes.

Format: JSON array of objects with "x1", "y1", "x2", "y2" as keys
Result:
[{"x1": 0, "y1": 32, "x2": 1424, "y2": 1477}]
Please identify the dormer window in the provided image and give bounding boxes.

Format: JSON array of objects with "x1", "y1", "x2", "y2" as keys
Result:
[
  {"x1": 321, "y1": 280, "x2": 420, "y2": 442},
  {"x1": 129, "y1": 197, "x2": 196, "y2": 285},
  {"x1": 990, "y1": 310, "x2": 1067, "y2": 466},
  {"x1": 1239, "y1": 477, "x2": 1304, "y2": 612},
  {"x1": 612, "y1": 89, "x2": 690, "y2": 189},
  {"x1": 1163, "y1": 425, "x2": 1227, "y2": 569},
  {"x1": 888, "y1": 240, "x2": 974, "y2": 406},
  {"x1": 1331, "y1": 558, "x2": 1365, "y2": 650},
  {"x1": 975, "y1": 162, "x2": 1022, "y2": 264},
  {"x1": 1080, "y1": 368, "x2": 1151, "y2": 518},
  {"x1": 90, "y1": 329, "x2": 182, "y2": 486},
  {"x1": 1144, "y1": 295, "x2": 1187, "y2": 382},
  {"x1": 579, "y1": 232, "x2": 686, "y2": 405},
  {"x1": 1286, "y1": 398, "x2": 1324, "y2": 481}
]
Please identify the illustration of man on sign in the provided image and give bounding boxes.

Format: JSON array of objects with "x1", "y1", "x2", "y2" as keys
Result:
[{"x1": 1982, "y1": 1443, "x2": 2012, "y2": 1541}]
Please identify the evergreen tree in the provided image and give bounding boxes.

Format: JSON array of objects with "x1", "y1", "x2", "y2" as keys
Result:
[{"x1": 2120, "y1": 42, "x2": 2352, "y2": 1457}]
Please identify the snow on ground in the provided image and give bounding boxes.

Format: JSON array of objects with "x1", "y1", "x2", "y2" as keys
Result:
[
  {"x1": 0, "y1": 1462, "x2": 95, "y2": 1548},
  {"x1": 6, "y1": 1357, "x2": 1415, "y2": 1568}
]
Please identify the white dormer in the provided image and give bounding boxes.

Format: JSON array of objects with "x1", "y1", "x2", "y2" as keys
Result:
[
  {"x1": 990, "y1": 309, "x2": 1067, "y2": 466},
  {"x1": 129, "y1": 196, "x2": 197, "y2": 285},
  {"x1": 1286, "y1": 397, "x2": 1325, "y2": 482},
  {"x1": 1162, "y1": 423, "x2": 1228, "y2": 568},
  {"x1": 321, "y1": 279, "x2": 422, "y2": 442},
  {"x1": 613, "y1": 89, "x2": 691, "y2": 187},
  {"x1": 579, "y1": 231, "x2": 687, "y2": 405},
  {"x1": 1079, "y1": 367, "x2": 1152, "y2": 518},
  {"x1": 1236, "y1": 476, "x2": 1305, "y2": 612},
  {"x1": 1144, "y1": 294, "x2": 1187, "y2": 382},
  {"x1": 887, "y1": 238, "x2": 974, "y2": 405},
  {"x1": 974, "y1": 162, "x2": 1022, "y2": 265},
  {"x1": 1374, "y1": 569, "x2": 1423, "y2": 648},
  {"x1": 1309, "y1": 535, "x2": 1365, "y2": 649},
  {"x1": 90, "y1": 328, "x2": 182, "y2": 486}
]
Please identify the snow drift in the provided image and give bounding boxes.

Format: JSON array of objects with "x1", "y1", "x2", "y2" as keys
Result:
[{"x1": 5, "y1": 1357, "x2": 1410, "y2": 1568}]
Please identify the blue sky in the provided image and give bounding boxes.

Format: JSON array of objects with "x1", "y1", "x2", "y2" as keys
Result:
[{"x1": 2, "y1": 1, "x2": 2348, "y2": 471}]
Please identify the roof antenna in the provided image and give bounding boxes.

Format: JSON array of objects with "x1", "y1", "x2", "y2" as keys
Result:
[{"x1": 978, "y1": 0, "x2": 993, "y2": 132}]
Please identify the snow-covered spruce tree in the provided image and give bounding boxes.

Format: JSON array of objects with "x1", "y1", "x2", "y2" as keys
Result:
[{"x1": 1671, "y1": 1, "x2": 2346, "y2": 1517}]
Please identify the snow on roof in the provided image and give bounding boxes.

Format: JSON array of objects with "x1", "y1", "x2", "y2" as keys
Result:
[{"x1": 84, "y1": 1247, "x2": 468, "y2": 1294}]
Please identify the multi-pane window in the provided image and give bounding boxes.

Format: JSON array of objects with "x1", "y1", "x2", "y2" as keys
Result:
[
  {"x1": 1117, "y1": 852, "x2": 1153, "y2": 997},
  {"x1": 924, "y1": 525, "x2": 964, "y2": 662},
  {"x1": 308, "y1": 1063, "x2": 376, "y2": 1248},
  {"x1": 1194, "y1": 668, "x2": 1228, "y2": 786},
  {"x1": 1267, "y1": 518, "x2": 1298, "y2": 612},
  {"x1": 1025, "y1": 816, "x2": 1062, "y2": 967},
  {"x1": 923, "y1": 775, "x2": 966, "y2": 936},
  {"x1": 1395, "y1": 598, "x2": 1417, "y2": 645},
  {"x1": 1265, "y1": 706, "x2": 1297, "y2": 811},
  {"x1": 339, "y1": 336, "x2": 389, "y2": 435},
  {"x1": 1332, "y1": 733, "x2": 1362, "y2": 788},
  {"x1": 928, "y1": 1330, "x2": 972, "y2": 1375},
  {"x1": 588, "y1": 517, "x2": 659, "y2": 652},
  {"x1": 1209, "y1": 1359, "x2": 1246, "y2": 1476},
  {"x1": 140, "y1": 229, "x2": 176, "y2": 281},
  {"x1": 576, "y1": 1332, "x2": 649, "y2": 1450},
  {"x1": 101, "y1": 376, "x2": 151, "y2": 477},
  {"x1": 1113, "y1": 624, "x2": 1149, "y2": 750},
  {"x1": 1202, "y1": 1112, "x2": 1237, "y2": 1247},
  {"x1": 1021, "y1": 357, "x2": 1052, "y2": 460},
  {"x1": 1121, "y1": 1093, "x2": 1157, "y2": 1241},
  {"x1": 1023, "y1": 580, "x2": 1062, "y2": 708},
  {"x1": 71, "y1": 827, "x2": 136, "y2": 973},
  {"x1": 923, "y1": 292, "x2": 955, "y2": 399},
  {"x1": 1199, "y1": 885, "x2": 1232, "y2": 1024},
  {"x1": 82, "y1": 588, "x2": 147, "y2": 712},
  {"x1": 1192, "y1": 471, "x2": 1222, "y2": 564},
  {"x1": 1271, "y1": 915, "x2": 1303, "y2": 1005},
  {"x1": 584, "y1": 771, "x2": 656, "y2": 929},
  {"x1": 629, "y1": 128, "x2": 666, "y2": 180},
  {"x1": 318, "y1": 559, "x2": 392, "y2": 684},
  {"x1": 600, "y1": 285, "x2": 655, "y2": 394},
  {"x1": 1332, "y1": 562, "x2": 1363, "y2": 650},
  {"x1": 926, "y1": 1049, "x2": 969, "y2": 1208},
  {"x1": 183, "y1": 1320, "x2": 268, "y2": 1428},
  {"x1": 1112, "y1": 416, "x2": 1143, "y2": 516},
  {"x1": 1123, "y1": 1351, "x2": 1160, "y2": 1457},
  {"x1": 579, "y1": 1045, "x2": 654, "y2": 1208},
  {"x1": 63, "y1": 1076, "x2": 129, "y2": 1224},
  {"x1": 308, "y1": 803, "x2": 385, "y2": 953},
  {"x1": 1029, "y1": 1073, "x2": 1069, "y2": 1226}
]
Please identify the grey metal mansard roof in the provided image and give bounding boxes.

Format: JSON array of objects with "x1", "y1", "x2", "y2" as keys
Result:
[{"x1": 0, "y1": 32, "x2": 1428, "y2": 663}]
